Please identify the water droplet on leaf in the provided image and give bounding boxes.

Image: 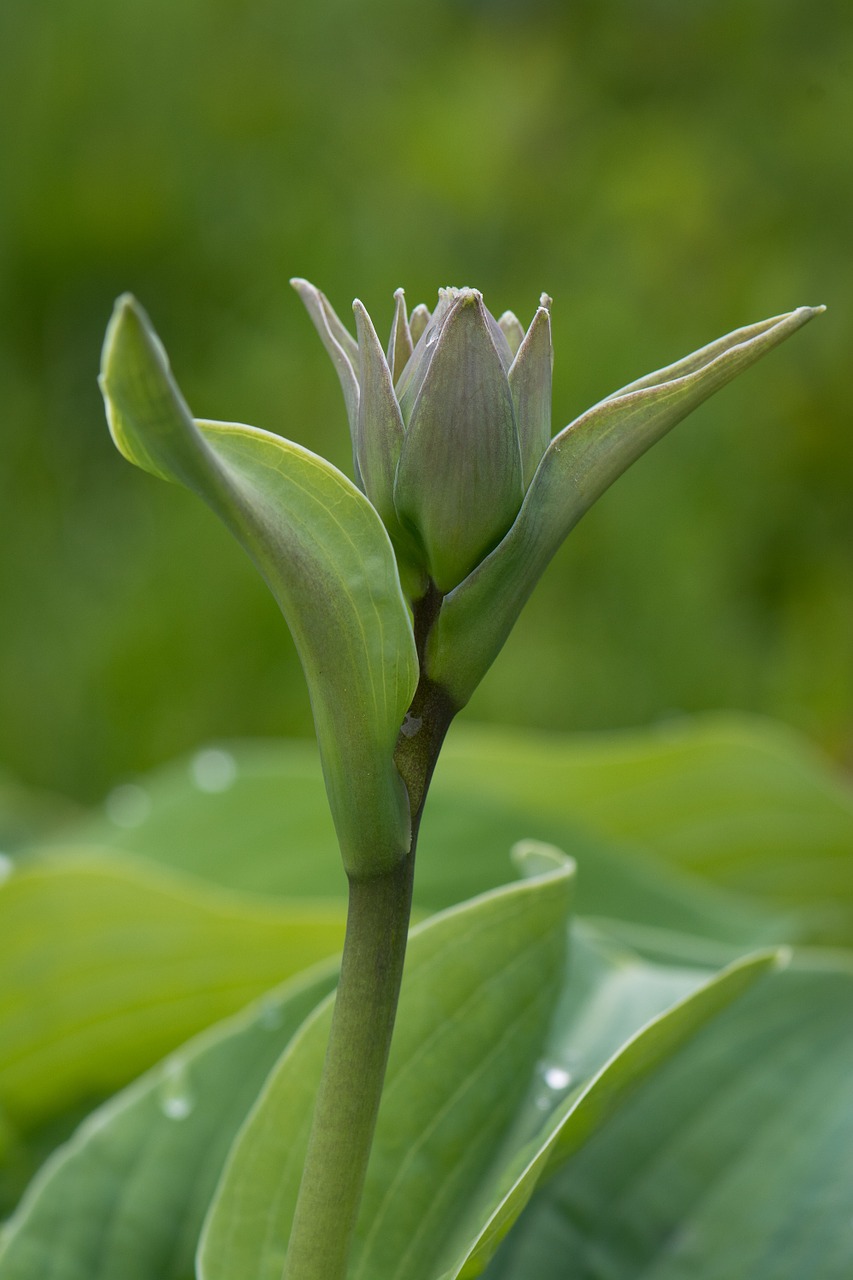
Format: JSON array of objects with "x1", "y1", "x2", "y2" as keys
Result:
[
  {"x1": 191, "y1": 747, "x2": 237, "y2": 793},
  {"x1": 105, "y1": 784, "x2": 151, "y2": 829},
  {"x1": 158, "y1": 1060, "x2": 195, "y2": 1121},
  {"x1": 533, "y1": 1059, "x2": 575, "y2": 1110},
  {"x1": 259, "y1": 996, "x2": 284, "y2": 1030},
  {"x1": 543, "y1": 1065, "x2": 572, "y2": 1091}
]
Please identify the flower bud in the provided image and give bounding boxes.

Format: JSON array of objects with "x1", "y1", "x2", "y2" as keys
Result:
[
  {"x1": 393, "y1": 290, "x2": 524, "y2": 592},
  {"x1": 293, "y1": 281, "x2": 550, "y2": 595}
]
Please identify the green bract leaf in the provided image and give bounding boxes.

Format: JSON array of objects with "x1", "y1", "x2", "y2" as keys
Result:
[
  {"x1": 497, "y1": 312, "x2": 525, "y2": 358},
  {"x1": 507, "y1": 305, "x2": 552, "y2": 488},
  {"x1": 100, "y1": 295, "x2": 418, "y2": 877},
  {"x1": 427, "y1": 306, "x2": 824, "y2": 705},
  {"x1": 290, "y1": 278, "x2": 360, "y2": 440},
  {"x1": 197, "y1": 849, "x2": 575, "y2": 1280},
  {"x1": 0, "y1": 966, "x2": 337, "y2": 1280},
  {"x1": 485, "y1": 957, "x2": 853, "y2": 1280},
  {"x1": 386, "y1": 288, "x2": 414, "y2": 386},
  {"x1": 352, "y1": 300, "x2": 406, "y2": 534},
  {"x1": 0, "y1": 853, "x2": 345, "y2": 1137}
]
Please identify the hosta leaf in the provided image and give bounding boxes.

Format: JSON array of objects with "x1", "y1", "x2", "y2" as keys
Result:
[
  {"x1": 0, "y1": 853, "x2": 345, "y2": 1136},
  {"x1": 100, "y1": 296, "x2": 418, "y2": 877},
  {"x1": 0, "y1": 966, "x2": 337, "y2": 1280},
  {"x1": 54, "y1": 734, "x2": 780, "y2": 945},
  {"x1": 437, "y1": 714, "x2": 853, "y2": 945},
  {"x1": 446, "y1": 923, "x2": 779, "y2": 1278},
  {"x1": 428, "y1": 307, "x2": 823, "y2": 705},
  {"x1": 197, "y1": 848, "x2": 575, "y2": 1280},
  {"x1": 485, "y1": 956, "x2": 853, "y2": 1280}
]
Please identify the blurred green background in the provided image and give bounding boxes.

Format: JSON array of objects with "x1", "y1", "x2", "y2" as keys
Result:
[{"x1": 0, "y1": 0, "x2": 850, "y2": 804}]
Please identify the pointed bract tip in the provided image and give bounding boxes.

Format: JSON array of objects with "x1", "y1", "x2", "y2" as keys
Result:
[
  {"x1": 393, "y1": 287, "x2": 406, "y2": 301},
  {"x1": 539, "y1": 292, "x2": 553, "y2": 312},
  {"x1": 102, "y1": 293, "x2": 161, "y2": 376}
]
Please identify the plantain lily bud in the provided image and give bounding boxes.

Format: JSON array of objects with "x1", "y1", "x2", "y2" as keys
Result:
[
  {"x1": 393, "y1": 289, "x2": 524, "y2": 592},
  {"x1": 293, "y1": 281, "x2": 551, "y2": 593},
  {"x1": 294, "y1": 281, "x2": 822, "y2": 700}
]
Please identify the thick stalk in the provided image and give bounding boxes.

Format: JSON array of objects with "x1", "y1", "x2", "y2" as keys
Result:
[
  {"x1": 281, "y1": 852, "x2": 416, "y2": 1280},
  {"x1": 283, "y1": 586, "x2": 456, "y2": 1280}
]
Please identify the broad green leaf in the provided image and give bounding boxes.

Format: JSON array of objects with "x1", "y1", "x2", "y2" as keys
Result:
[
  {"x1": 446, "y1": 924, "x2": 779, "y2": 1278},
  {"x1": 0, "y1": 852, "x2": 345, "y2": 1135},
  {"x1": 485, "y1": 956, "x2": 853, "y2": 1280},
  {"x1": 437, "y1": 714, "x2": 853, "y2": 944},
  {"x1": 52, "y1": 733, "x2": 782, "y2": 945},
  {"x1": 428, "y1": 307, "x2": 824, "y2": 705},
  {"x1": 197, "y1": 848, "x2": 575, "y2": 1280},
  {"x1": 100, "y1": 296, "x2": 418, "y2": 877},
  {"x1": 0, "y1": 965, "x2": 337, "y2": 1280}
]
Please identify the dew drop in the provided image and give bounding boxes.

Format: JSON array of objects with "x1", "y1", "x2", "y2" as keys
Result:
[
  {"x1": 259, "y1": 996, "x2": 284, "y2": 1031},
  {"x1": 0, "y1": 853, "x2": 13, "y2": 884},
  {"x1": 105, "y1": 784, "x2": 151, "y2": 829},
  {"x1": 162, "y1": 1094, "x2": 193, "y2": 1121},
  {"x1": 158, "y1": 1061, "x2": 195, "y2": 1121},
  {"x1": 543, "y1": 1065, "x2": 572, "y2": 1091},
  {"x1": 533, "y1": 1060, "x2": 575, "y2": 1110},
  {"x1": 191, "y1": 747, "x2": 237, "y2": 794}
]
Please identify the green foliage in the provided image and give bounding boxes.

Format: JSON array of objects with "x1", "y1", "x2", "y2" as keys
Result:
[
  {"x1": 1, "y1": 717, "x2": 852, "y2": 1276},
  {"x1": 486, "y1": 959, "x2": 853, "y2": 1280},
  {"x1": 0, "y1": 854, "x2": 345, "y2": 1136}
]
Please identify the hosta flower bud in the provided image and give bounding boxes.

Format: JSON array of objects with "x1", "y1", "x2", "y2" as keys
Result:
[
  {"x1": 293, "y1": 280, "x2": 553, "y2": 593},
  {"x1": 393, "y1": 289, "x2": 524, "y2": 592},
  {"x1": 293, "y1": 280, "x2": 822, "y2": 707}
]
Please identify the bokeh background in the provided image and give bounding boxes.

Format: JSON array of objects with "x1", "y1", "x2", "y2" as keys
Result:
[{"x1": 0, "y1": 0, "x2": 850, "y2": 804}]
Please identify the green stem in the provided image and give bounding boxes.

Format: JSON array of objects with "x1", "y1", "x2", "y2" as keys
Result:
[
  {"x1": 281, "y1": 852, "x2": 417, "y2": 1280},
  {"x1": 283, "y1": 598, "x2": 456, "y2": 1280}
]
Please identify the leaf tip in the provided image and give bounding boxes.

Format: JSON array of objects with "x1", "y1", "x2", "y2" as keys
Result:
[{"x1": 511, "y1": 839, "x2": 577, "y2": 883}]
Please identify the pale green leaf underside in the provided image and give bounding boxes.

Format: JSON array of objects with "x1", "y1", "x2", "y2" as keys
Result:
[
  {"x1": 0, "y1": 853, "x2": 345, "y2": 1134},
  {"x1": 100, "y1": 297, "x2": 418, "y2": 876},
  {"x1": 486, "y1": 958, "x2": 853, "y2": 1280},
  {"x1": 0, "y1": 967, "x2": 337, "y2": 1280},
  {"x1": 198, "y1": 851, "x2": 576, "y2": 1280},
  {"x1": 429, "y1": 306, "x2": 823, "y2": 705},
  {"x1": 451, "y1": 936, "x2": 779, "y2": 1278}
]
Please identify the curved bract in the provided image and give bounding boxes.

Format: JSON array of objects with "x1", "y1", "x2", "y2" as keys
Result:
[
  {"x1": 426, "y1": 305, "x2": 824, "y2": 706},
  {"x1": 100, "y1": 296, "x2": 418, "y2": 878}
]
